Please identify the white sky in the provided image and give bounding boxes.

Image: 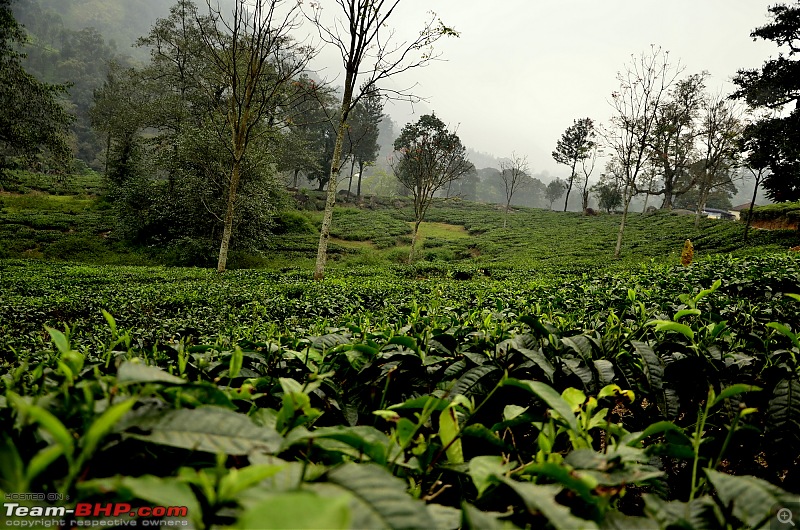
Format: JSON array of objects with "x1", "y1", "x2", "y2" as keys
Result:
[{"x1": 307, "y1": 1, "x2": 779, "y2": 175}]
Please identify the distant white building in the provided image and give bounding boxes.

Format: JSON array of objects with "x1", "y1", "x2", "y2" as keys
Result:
[
  {"x1": 703, "y1": 207, "x2": 735, "y2": 220},
  {"x1": 729, "y1": 202, "x2": 757, "y2": 221}
]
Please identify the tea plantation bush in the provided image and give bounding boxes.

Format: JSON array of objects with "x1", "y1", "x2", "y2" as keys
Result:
[{"x1": 1, "y1": 254, "x2": 799, "y2": 528}]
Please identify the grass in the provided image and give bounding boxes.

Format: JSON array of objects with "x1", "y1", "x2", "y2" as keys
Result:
[{"x1": 413, "y1": 221, "x2": 470, "y2": 240}]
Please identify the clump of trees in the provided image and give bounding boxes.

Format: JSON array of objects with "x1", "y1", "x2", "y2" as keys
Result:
[
  {"x1": 0, "y1": 0, "x2": 72, "y2": 181},
  {"x1": 596, "y1": 46, "x2": 745, "y2": 256},
  {"x1": 93, "y1": 0, "x2": 317, "y2": 270},
  {"x1": 545, "y1": 178, "x2": 566, "y2": 210}
]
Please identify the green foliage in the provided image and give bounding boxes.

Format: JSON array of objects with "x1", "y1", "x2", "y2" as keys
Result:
[
  {"x1": 0, "y1": 0, "x2": 73, "y2": 177},
  {"x1": 393, "y1": 113, "x2": 474, "y2": 260},
  {"x1": 0, "y1": 250, "x2": 799, "y2": 527},
  {"x1": 745, "y1": 201, "x2": 800, "y2": 224},
  {"x1": 552, "y1": 118, "x2": 595, "y2": 211},
  {"x1": 592, "y1": 181, "x2": 622, "y2": 213},
  {"x1": 545, "y1": 178, "x2": 566, "y2": 209},
  {"x1": 732, "y1": 2, "x2": 800, "y2": 202}
]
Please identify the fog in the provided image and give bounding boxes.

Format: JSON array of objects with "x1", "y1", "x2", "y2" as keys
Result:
[{"x1": 305, "y1": 1, "x2": 778, "y2": 178}]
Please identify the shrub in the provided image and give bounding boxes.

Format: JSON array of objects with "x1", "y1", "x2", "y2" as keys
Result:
[
  {"x1": 42, "y1": 235, "x2": 107, "y2": 260},
  {"x1": 271, "y1": 210, "x2": 316, "y2": 235}
]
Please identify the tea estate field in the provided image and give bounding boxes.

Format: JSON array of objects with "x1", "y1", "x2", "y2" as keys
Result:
[{"x1": 1, "y1": 177, "x2": 800, "y2": 528}]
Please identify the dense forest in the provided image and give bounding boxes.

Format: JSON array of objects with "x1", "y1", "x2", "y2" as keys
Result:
[{"x1": 1, "y1": 0, "x2": 800, "y2": 528}]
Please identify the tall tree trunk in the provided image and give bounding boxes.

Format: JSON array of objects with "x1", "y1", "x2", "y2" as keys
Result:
[
  {"x1": 315, "y1": 83, "x2": 353, "y2": 280},
  {"x1": 347, "y1": 156, "x2": 356, "y2": 195},
  {"x1": 744, "y1": 174, "x2": 760, "y2": 242},
  {"x1": 662, "y1": 175, "x2": 674, "y2": 209},
  {"x1": 563, "y1": 163, "x2": 576, "y2": 212},
  {"x1": 504, "y1": 199, "x2": 511, "y2": 228},
  {"x1": 409, "y1": 219, "x2": 422, "y2": 262},
  {"x1": 293, "y1": 168, "x2": 299, "y2": 188},
  {"x1": 217, "y1": 156, "x2": 241, "y2": 273},
  {"x1": 642, "y1": 192, "x2": 649, "y2": 213},
  {"x1": 614, "y1": 186, "x2": 633, "y2": 259},
  {"x1": 356, "y1": 159, "x2": 364, "y2": 197}
]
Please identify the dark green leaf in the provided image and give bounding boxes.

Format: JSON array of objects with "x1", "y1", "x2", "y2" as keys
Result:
[
  {"x1": 118, "y1": 362, "x2": 186, "y2": 385},
  {"x1": 494, "y1": 476, "x2": 598, "y2": 530},
  {"x1": 705, "y1": 469, "x2": 796, "y2": 528},
  {"x1": 503, "y1": 379, "x2": 579, "y2": 433},
  {"x1": 324, "y1": 463, "x2": 436, "y2": 529},
  {"x1": 125, "y1": 406, "x2": 281, "y2": 455}
]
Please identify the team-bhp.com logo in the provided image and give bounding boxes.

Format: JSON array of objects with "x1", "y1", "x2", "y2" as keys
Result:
[{"x1": 4, "y1": 502, "x2": 189, "y2": 527}]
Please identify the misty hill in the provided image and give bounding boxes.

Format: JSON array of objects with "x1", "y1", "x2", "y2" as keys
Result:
[{"x1": 14, "y1": 0, "x2": 235, "y2": 57}]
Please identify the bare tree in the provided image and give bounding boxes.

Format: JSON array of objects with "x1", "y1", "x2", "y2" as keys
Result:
[
  {"x1": 198, "y1": 0, "x2": 313, "y2": 272},
  {"x1": 647, "y1": 73, "x2": 706, "y2": 209},
  {"x1": 305, "y1": 1, "x2": 459, "y2": 280},
  {"x1": 693, "y1": 94, "x2": 743, "y2": 227},
  {"x1": 500, "y1": 152, "x2": 530, "y2": 227},
  {"x1": 603, "y1": 46, "x2": 680, "y2": 258},
  {"x1": 392, "y1": 114, "x2": 473, "y2": 261}
]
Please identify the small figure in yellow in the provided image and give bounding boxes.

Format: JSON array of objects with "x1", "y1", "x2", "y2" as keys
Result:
[{"x1": 681, "y1": 239, "x2": 694, "y2": 266}]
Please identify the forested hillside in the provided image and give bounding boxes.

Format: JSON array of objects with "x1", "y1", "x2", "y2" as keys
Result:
[
  {"x1": 9, "y1": 0, "x2": 237, "y2": 169},
  {"x1": 14, "y1": 0, "x2": 234, "y2": 53}
]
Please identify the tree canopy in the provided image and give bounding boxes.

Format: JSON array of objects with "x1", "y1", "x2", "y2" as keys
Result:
[
  {"x1": 732, "y1": 1, "x2": 800, "y2": 202},
  {"x1": 0, "y1": 0, "x2": 73, "y2": 178},
  {"x1": 393, "y1": 113, "x2": 473, "y2": 260}
]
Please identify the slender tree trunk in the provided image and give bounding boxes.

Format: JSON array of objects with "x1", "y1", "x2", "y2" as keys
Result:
[
  {"x1": 614, "y1": 186, "x2": 633, "y2": 259},
  {"x1": 564, "y1": 164, "x2": 576, "y2": 212},
  {"x1": 642, "y1": 192, "x2": 649, "y2": 213},
  {"x1": 315, "y1": 85, "x2": 353, "y2": 280},
  {"x1": 409, "y1": 219, "x2": 422, "y2": 262},
  {"x1": 504, "y1": 199, "x2": 510, "y2": 228},
  {"x1": 347, "y1": 156, "x2": 355, "y2": 195},
  {"x1": 293, "y1": 168, "x2": 299, "y2": 188},
  {"x1": 357, "y1": 159, "x2": 364, "y2": 197},
  {"x1": 744, "y1": 175, "x2": 760, "y2": 242},
  {"x1": 217, "y1": 155, "x2": 241, "y2": 273}
]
